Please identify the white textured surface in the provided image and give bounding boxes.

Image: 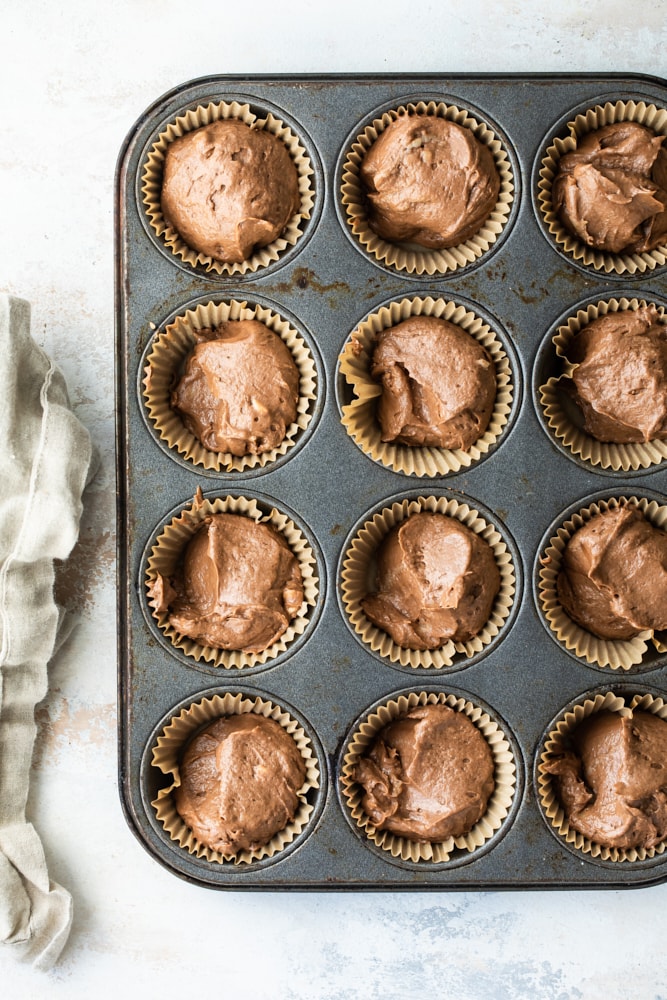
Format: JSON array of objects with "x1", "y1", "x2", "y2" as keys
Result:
[{"x1": 2, "y1": 1, "x2": 667, "y2": 996}]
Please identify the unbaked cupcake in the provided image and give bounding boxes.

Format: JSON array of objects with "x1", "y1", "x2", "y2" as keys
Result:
[
  {"x1": 151, "y1": 691, "x2": 320, "y2": 865},
  {"x1": 361, "y1": 511, "x2": 501, "y2": 651},
  {"x1": 340, "y1": 494, "x2": 516, "y2": 669},
  {"x1": 537, "y1": 495, "x2": 667, "y2": 670},
  {"x1": 341, "y1": 100, "x2": 514, "y2": 275},
  {"x1": 144, "y1": 491, "x2": 319, "y2": 670},
  {"x1": 339, "y1": 295, "x2": 514, "y2": 477},
  {"x1": 537, "y1": 297, "x2": 667, "y2": 472},
  {"x1": 537, "y1": 690, "x2": 667, "y2": 862},
  {"x1": 361, "y1": 113, "x2": 500, "y2": 248},
  {"x1": 142, "y1": 298, "x2": 318, "y2": 474},
  {"x1": 557, "y1": 505, "x2": 667, "y2": 641},
  {"x1": 537, "y1": 99, "x2": 667, "y2": 275},
  {"x1": 149, "y1": 511, "x2": 303, "y2": 654},
  {"x1": 141, "y1": 100, "x2": 315, "y2": 276},
  {"x1": 340, "y1": 689, "x2": 517, "y2": 863}
]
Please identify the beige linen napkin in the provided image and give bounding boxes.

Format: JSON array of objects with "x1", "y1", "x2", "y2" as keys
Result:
[{"x1": 0, "y1": 294, "x2": 94, "y2": 970}]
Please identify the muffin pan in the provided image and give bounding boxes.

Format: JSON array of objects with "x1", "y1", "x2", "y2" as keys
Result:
[{"x1": 116, "y1": 73, "x2": 667, "y2": 889}]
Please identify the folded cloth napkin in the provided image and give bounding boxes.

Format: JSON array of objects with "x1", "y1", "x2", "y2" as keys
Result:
[{"x1": 0, "y1": 294, "x2": 94, "y2": 970}]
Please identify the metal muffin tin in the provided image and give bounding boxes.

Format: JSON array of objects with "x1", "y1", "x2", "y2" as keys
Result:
[{"x1": 115, "y1": 73, "x2": 667, "y2": 889}]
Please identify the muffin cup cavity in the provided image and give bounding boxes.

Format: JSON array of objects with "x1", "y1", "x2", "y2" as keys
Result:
[
  {"x1": 537, "y1": 690, "x2": 667, "y2": 863},
  {"x1": 141, "y1": 100, "x2": 315, "y2": 276},
  {"x1": 339, "y1": 689, "x2": 517, "y2": 863},
  {"x1": 340, "y1": 494, "x2": 517, "y2": 670},
  {"x1": 338, "y1": 295, "x2": 515, "y2": 477},
  {"x1": 151, "y1": 691, "x2": 320, "y2": 865},
  {"x1": 340, "y1": 99, "x2": 515, "y2": 276},
  {"x1": 144, "y1": 491, "x2": 320, "y2": 670},
  {"x1": 537, "y1": 495, "x2": 667, "y2": 671},
  {"x1": 142, "y1": 298, "x2": 319, "y2": 474},
  {"x1": 537, "y1": 99, "x2": 667, "y2": 276},
  {"x1": 537, "y1": 296, "x2": 667, "y2": 473}
]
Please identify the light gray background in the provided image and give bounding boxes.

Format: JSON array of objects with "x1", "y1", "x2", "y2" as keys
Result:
[{"x1": 2, "y1": 1, "x2": 666, "y2": 997}]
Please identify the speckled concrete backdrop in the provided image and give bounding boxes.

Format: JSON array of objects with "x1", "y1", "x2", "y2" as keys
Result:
[{"x1": 2, "y1": 1, "x2": 667, "y2": 997}]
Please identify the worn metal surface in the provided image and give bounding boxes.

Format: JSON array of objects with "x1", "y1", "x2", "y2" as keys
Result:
[{"x1": 116, "y1": 73, "x2": 667, "y2": 889}]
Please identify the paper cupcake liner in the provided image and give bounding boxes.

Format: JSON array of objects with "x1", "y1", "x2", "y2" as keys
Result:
[
  {"x1": 339, "y1": 295, "x2": 514, "y2": 476},
  {"x1": 151, "y1": 692, "x2": 320, "y2": 865},
  {"x1": 340, "y1": 495, "x2": 516, "y2": 669},
  {"x1": 341, "y1": 100, "x2": 514, "y2": 276},
  {"x1": 537, "y1": 495, "x2": 667, "y2": 670},
  {"x1": 537, "y1": 99, "x2": 667, "y2": 275},
  {"x1": 538, "y1": 297, "x2": 667, "y2": 472},
  {"x1": 142, "y1": 299, "x2": 318, "y2": 473},
  {"x1": 144, "y1": 490, "x2": 319, "y2": 669},
  {"x1": 141, "y1": 100, "x2": 315, "y2": 276},
  {"x1": 340, "y1": 689, "x2": 516, "y2": 863},
  {"x1": 537, "y1": 690, "x2": 667, "y2": 862}
]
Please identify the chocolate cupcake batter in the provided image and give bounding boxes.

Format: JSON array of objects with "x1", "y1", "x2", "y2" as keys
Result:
[
  {"x1": 370, "y1": 315, "x2": 496, "y2": 450},
  {"x1": 557, "y1": 505, "x2": 667, "y2": 641},
  {"x1": 175, "y1": 714, "x2": 306, "y2": 855},
  {"x1": 149, "y1": 513, "x2": 303, "y2": 653},
  {"x1": 552, "y1": 121, "x2": 667, "y2": 254},
  {"x1": 171, "y1": 319, "x2": 300, "y2": 456},
  {"x1": 161, "y1": 118, "x2": 300, "y2": 263},
  {"x1": 354, "y1": 703, "x2": 495, "y2": 842},
  {"x1": 564, "y1": 306, "x2": 667, "y2": 444},
  {"x1": 544, "y1": 710, "x2": 667, "y2": 850},
  {"x1": 361, "y1": 512, "x2": 501, "y2": 650},
  {"x1": 360, "y1": 114, "x2": 500, "y2": 248}
]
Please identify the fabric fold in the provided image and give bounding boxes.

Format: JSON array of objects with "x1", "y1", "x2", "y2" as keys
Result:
[{"x1": 0, "y1": 294, "x2": 94, "y2": 970}]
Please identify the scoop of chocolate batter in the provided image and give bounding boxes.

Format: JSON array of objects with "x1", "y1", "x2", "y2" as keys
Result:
[
  {"x1": 171, "y1": 319, "x2": 299, "y2": 456},
  {"x1": 354, "y1": 703, "x2": 495, "y2": 842},
  {"x1": 361, "y1": 511, "x2": 500, "y2": 649},
  {"x1": 161, "y1": 118, "x2": 300, "y2": 263},
  {"x1": 544, "y1": 710, "x2": 667, "y2": 850},
  {"x1": 370, "y1": 315, "x2": 496, "y2": 450},
  {"x1": 552, "y1": 121, "x2": 667, "y2": 254},
  {"x1": 175, "y1": 714, "x2": 306, "y2": 854},
  {"x1": 564, "y1": 306, "x2": 667, "y2": 444},
  {"x1": 557, "y1": 505, "x2": 667, "y2": 640},
  {"x1": 360, "y1": 114, "x2": 500, "y2": 248},
  {"x1": 149, "y1": 513, "x2": 303, "y2": 653}
]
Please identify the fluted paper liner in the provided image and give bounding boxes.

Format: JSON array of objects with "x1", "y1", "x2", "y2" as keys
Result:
[
  {"x1": 538, "y1": 297, "x2": 667, "y2": 472},
  {"x1": 142, "y1": 299, "x2": 318, "y2": 473},
  {"x1": 341, "y1": 495, "x2": 516, "y2": 668},
  {"x1": 339, "y1": 296, "x2": 513, "y2": 476},
  {"x1": 341, "y1": 100, "x2": 514, "y2": 275},
  {"x1": 537, "y1": 691, "x2": 667, "y2": 862},
  {"x1": 145, "y1": 491, "x2": 319, "y2": 669},
  {"x1": 340, "y1": 690, "x2": 516, "y2": 863},
  {"x1": 537, "y1": 495, "x2": 667, "y2": 670},
  {"x1": 141, "y1": 100, "x2": 315, "y2": 275},
  {"x1": 151, "y1": 692, "x2": 320, "y2": 865},
  {"x1": 537, "y1": 99, "x2": 667, "y2": 275}
]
